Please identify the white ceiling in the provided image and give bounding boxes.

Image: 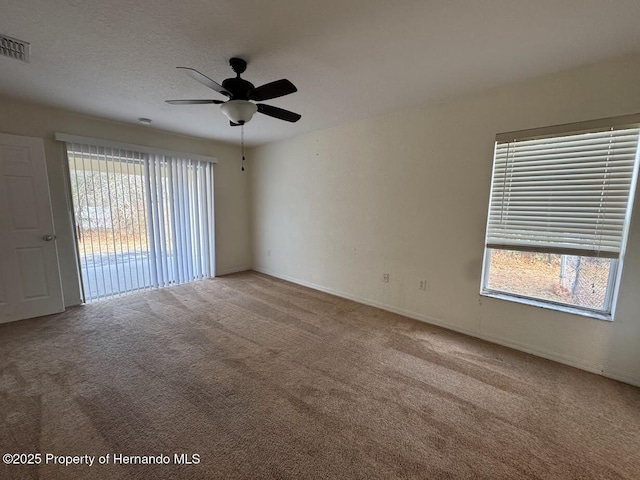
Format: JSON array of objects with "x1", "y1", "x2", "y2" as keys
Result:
[{"x1": 1, "y1": 1, "x2": 639, "y2": 146}]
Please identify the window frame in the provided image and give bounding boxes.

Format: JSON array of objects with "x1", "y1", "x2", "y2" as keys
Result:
[
  {"x1": 480, "y1": 248, "x2": 620, "y2": 320},
  {"x1": 480, "y1": 114, "x2": 640, "y2": 321}
]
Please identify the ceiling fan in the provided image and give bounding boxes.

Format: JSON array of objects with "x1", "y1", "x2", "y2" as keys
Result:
[{"x1": 166, "y1": 57, "x2": 301, "y2": 126}]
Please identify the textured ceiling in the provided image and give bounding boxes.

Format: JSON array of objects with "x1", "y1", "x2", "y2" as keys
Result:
[{"x1": 1, "y1": 0, "x2": 640, "y2": 146}]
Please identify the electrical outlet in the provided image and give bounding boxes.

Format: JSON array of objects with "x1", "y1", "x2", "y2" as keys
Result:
[
  {"x1": 418, "y1": 279, "x2": 428, "y2": 291},
  {"x1": 383, "y1": 273, "x2": 390, "y2": 283}
]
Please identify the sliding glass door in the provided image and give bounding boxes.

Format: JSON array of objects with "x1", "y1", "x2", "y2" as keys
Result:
[{"x1": 66, "y1": 143, "x2": 215, "y2": 302}]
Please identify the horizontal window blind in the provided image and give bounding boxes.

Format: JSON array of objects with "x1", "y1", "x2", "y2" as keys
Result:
[{"x1": 486, "y1": 126, "x2": 640, "y2": 257}]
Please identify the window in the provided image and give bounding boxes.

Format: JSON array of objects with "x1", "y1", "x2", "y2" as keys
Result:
[
  {"x1": 58, "y1": 134, "x2": 216, "y2": 302},
  {"x1": 481, "y1": 115, "x2": 640, "y2": 319}
]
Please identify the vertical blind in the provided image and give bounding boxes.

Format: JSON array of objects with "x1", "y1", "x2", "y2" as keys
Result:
[
  {"x1": 65, "y1": 141, "x2": 215, "y2": 301},
  {"x1": 486, "y1": 125, "x2": 640, "y2": 258},
  {"x1": 145, "y1": 154, "x2": 215, "y2": 287}
]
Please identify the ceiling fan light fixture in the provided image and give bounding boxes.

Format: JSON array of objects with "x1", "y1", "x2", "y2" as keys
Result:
[{"x1": 220, "y1": 100, "x2": 257, "y2": 124}]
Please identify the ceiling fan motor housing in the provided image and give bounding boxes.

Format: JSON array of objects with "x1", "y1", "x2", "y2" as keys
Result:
[{"x1": 222, "y1": 77, "x2": 254, "y2": 100}]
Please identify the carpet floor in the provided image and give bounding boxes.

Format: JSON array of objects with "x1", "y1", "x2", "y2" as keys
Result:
[{"x1": 0, "y1": 271, "x2": 639, "y2": 479}]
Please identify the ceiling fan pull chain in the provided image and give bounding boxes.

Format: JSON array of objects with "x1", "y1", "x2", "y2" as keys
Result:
[{"x1": 241, "y1": 125, "x2": 245, "y2": 171}]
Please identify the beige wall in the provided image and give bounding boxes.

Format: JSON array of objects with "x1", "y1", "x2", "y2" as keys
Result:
[
  {"x1": 250, "y1": 54, "x2": 640, "y2": 386},
  {"x1": 0, "y1": 95, "x2": 251, "y2": 306}
]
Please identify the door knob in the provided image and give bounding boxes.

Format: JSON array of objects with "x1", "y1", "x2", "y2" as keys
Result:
[{"x1": 43, "y1": 234, "x2": 56, "y2": 241}]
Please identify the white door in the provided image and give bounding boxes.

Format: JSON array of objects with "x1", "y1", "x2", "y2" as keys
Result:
[{"x1": 0, "y1": 133, "x2": 64, "y2": 323}]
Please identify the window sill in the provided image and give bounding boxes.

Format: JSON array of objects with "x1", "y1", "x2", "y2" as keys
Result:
[{"x1": 480, "y1": 290, "x2": 613, "y2": 322}]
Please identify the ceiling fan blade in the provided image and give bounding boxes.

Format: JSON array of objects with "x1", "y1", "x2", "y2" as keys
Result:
[
  {"x1": 257, "y1": 104, "x2": 301, "y2": 122},
  {"x1": 165, "y1": 99, "x2": 224, "y2": 105},
  {"x1": 176, "y1": 67, "x2": 230, "y2": 97},
  {"x1": 250, "y1": 79, "x2": 297, "y2": 101}
]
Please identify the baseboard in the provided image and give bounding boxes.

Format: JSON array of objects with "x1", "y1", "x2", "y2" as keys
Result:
[
  {"x1": 252, "y1": 267, "x2": 640, "y2": 388},
  {"x1": 216, "y1": 265, "x2": 251, "y2": 276},
  {"x1": 602, "y1": 367, "x2": 640, "y2": 387}
]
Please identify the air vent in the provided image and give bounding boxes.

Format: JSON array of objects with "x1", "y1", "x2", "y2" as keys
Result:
[{"x1": 0, "y1": 34, "x2": 30, "y2": 63}]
